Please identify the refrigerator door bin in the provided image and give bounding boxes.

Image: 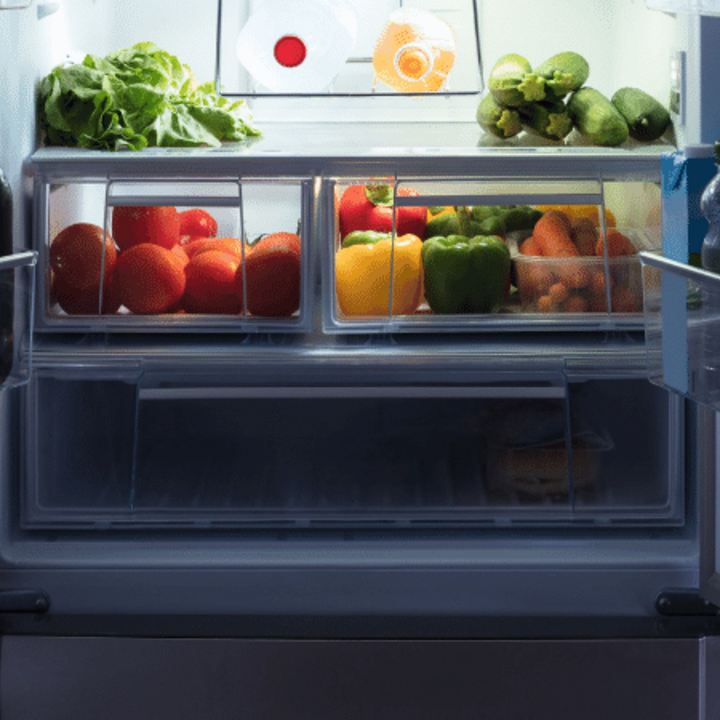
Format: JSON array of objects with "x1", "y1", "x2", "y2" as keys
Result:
[
  {"x1": 640, "y1": 250, "x2": 720, "y2": 409},
  {"x1": 0, "y1": 251, "x2": 36, "y2": 391},
  {"x1": 31, "y1": 163, "x2": 313, "y2": 333},
  {"x1": 21, "y1": 364, "x2": 684, "y2": 531},
  {"x1": 324, "y1": 176, "x2": 661, "y2": 333}
]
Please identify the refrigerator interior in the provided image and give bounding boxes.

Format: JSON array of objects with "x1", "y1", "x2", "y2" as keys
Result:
[{"x1": 1, "y1": 0, "x2": 718, "y2": 622}]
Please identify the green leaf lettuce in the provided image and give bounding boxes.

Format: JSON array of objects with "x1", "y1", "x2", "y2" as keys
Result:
[{"x1": 38, "y1": 42, "x2": 260, "y2": 151}]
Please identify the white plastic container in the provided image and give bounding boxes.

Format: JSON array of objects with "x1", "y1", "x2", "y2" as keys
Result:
[{"x1": 235, "y1": 0, "x2": 358, "y2": 93}]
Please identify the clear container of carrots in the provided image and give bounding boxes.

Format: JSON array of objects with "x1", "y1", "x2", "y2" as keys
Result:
[{"x1": 511, "y1": 209, "x2": 655, "y2": 315}]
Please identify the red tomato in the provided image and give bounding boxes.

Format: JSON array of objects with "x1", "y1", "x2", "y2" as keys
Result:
[
  {"x1": 182, "y1": 237, "x2": 243, "y2": 260},
  {"x1": 238, "y1": 231, "x2": 301, "y2": 317},
  {"x1": 49, "y1": 222, "x2": 117, "y2": 290},
  {"x1": 112, "y1": 206, "x2": 181, "y2": 252},
  {"x1": 53, "y1": 273, "x2": 121, "y2": 315},
  {"x1": 179, "y1": 209, "x2": 218, "y2": 238},
  {"x1": 183, "y1": 250, "x2": 242, "y2": 314},
  {"x1": 113, "y1": 243, "x2": 186, "y2": 314}
]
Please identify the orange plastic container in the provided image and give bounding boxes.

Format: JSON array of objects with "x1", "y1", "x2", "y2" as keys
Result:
[{"x1": 372, "y1": 7, "x2": 456, "y2": 93}]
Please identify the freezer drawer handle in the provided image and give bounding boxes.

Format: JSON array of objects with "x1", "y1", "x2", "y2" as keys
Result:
[
  {"x1": 0, "y1": 589, "x2": 49, "y2": 614},
  {"x1": 656, "y1": 590, "x2": 718, "y2": 617}
]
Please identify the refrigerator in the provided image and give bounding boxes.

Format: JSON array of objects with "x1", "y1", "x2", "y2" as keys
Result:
[{"x1": 2, "y1": 0, "x2": 720, "y2": 717}]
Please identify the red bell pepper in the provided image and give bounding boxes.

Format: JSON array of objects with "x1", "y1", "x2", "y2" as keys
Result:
[{"x1": 338, "y1": 185, "x2": 427, "y2": 240}]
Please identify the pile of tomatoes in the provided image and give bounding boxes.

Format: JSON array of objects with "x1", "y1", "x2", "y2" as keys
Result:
[{"x1": 49, "y1": 207, "x2": 301, "y2": 317}]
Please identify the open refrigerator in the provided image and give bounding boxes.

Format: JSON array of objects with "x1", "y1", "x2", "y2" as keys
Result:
[{"x1": 2, "y1": 0, "x2": 720, "y2": 718}]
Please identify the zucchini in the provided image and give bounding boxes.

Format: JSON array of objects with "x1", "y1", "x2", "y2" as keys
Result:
[
  {"x1": 487, "y1": 53, "x2": 545, "y2": 107},
  {"x1": 476, "y1": 93, "x2": 523, "y2": 139},
  {"x1": 567, "y1": 87, "x2": 629, "y2": 147},
  {"x1": 519, "y1": 100, "x2": 573, "y2": 141},
  {"x1": 534, "y1": 52, "x2": 590, "y2": 101},
  {"x1": 611, "y1": 87, "x2": 670, "y2": 142}
]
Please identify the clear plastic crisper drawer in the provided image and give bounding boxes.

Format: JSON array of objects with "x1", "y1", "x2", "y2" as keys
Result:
[
  {"x1": 0, "y1": 251, "x2": 37, "y2": 390},
  {"x1": 323, "y1": 176, "x2": 662, "y2": 333},
  {"x1": 216, "y1": 0, "x2": 482, "y2": 98},
  {"x1": 35, "y1": 174, "x2": 313, "y2": 333},
  {"x1": 22, "y1": 369, "x2": 683, "y2": 530},
  {"x1": 641, "y1": 250, "x2": 720, "y2": 409}
]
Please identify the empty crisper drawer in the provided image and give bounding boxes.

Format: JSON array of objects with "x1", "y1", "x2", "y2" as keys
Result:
[{"x1": 22, "y1": 371, "x2": 683, "y2": 530}]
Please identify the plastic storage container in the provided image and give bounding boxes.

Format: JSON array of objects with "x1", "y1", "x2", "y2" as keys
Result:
[
  {"x1": 324, "y1": 176, "x2": 661, "y2": 333},
  {"x1": 21, "y1": 370, "x2": 683, "y2": 529},
  {"x1": 217, "y1": 0, "x2": 482, "y2": 97},
  {"x1": 30, "y1": 155, "x2": 314, "y2": 333}
]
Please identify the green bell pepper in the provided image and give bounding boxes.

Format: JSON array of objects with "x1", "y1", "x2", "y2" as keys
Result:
[
  {"x1": 426, "y1": 206, "x2": 506, "y2": 239},
  {"x1": 341, "y1": 230, "x2": 391, "y2": 248},
  {"x1": 471, "y1": 205, "x2": 542, "y2": 233},
  {"x1": 422, "y1": 234, "x2": 511, "y2": 314}
]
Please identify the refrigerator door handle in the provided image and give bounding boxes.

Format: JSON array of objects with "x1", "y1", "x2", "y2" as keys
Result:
[
  {"x1": 137, "y1": 385, "x2": 568, "y2": 401},
  {"x1": 0, "y1": 589, "x2": 50, "y2": 613}
]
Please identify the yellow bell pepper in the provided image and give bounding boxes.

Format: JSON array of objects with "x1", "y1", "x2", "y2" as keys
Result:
[
  {"x1": 534, "y1": 204, "x2": 616, "y2": 227},
  {"x1": 335, "y1": 233, "x2": 423, "y2": 316}
]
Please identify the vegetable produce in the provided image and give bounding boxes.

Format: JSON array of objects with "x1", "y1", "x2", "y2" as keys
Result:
[
  {"x1": 338, "y1": 185, "x2": 427, "y2": 240},
  {"x1": 38, "y1": 42, "x2": 260, "y2": 151},
  {"x1": 476, "y1": 93, "x2": 523, "y2": 139},
  {"x1": 498, "y1": 206, "x2": 544, "y2": 233},
  {"x1": 113, "y1": 243, "x2": 187, "y2": 314},
  {"x1": 611, "y1": 87, "x2": 670, "y2": 142},
  {"x1": 426, "y1": 208, "x2": 502, "y2": 239},
  {"x1": 335, "y1": 234, "x2": 423, "y2": 316},
  {"x1": 184, "y1": 250, "x2": 242, "y2": 314},
  {"x1": 488, "y1": 54, "x2": 545, "y2": 107},
  {"x1": 241, "y1": 231, "x2": 302, "y2": 317},
  {"x1": 519, "y1": 100, "x2": 573, "y2": 141},
  {"x1": 179, "y1": 208, "x2": 218, "y2": 238},
  {"x1": 341, "y1": 230, "x2": 390, "y2": 248},
  {"x1": 595, "y1": 228, "x2": 637, "y2": 257},
  {"x1": 49, "y1": 222, "x2": 117, "y2": 290},
  {"x1": 534, "y1": 204, "x2": 616, "y2": 227},
  {"x1": 569, "y1": 217, "x2": 598, "y2": 256},
  {"x1": 514, "y1": 210, "x2": 641, "y2": 314},
  {"x1": 534, "y1": 52, "x2": 589, "y2": 101},
  {"x1": 567, "y1": 87, "x2": 629, "y2": 147},
  {"x1": 112, "y1": 206, "x2": 181, "y2": 252},
  {"x1": 531, "y1": 210, "x2": 589, "y2": 289},
  {"x1": 422, "y1": 234, "x2": 511, "y2": 314}
]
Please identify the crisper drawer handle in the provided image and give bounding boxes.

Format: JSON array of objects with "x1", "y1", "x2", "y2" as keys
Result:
[
  {"x1": 394, "y1": 193, "x2": 603, "y2": 208},
  {"x1": 138, "y1": 386, "x2": 567, "y2": 401}
]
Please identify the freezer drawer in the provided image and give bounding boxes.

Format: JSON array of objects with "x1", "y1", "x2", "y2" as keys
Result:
[
  {"x1": 31, "y1": 167, "x2": 313, "y2": 333},
  {"x1": 21, "y1": 367, "x2": 684, "y2": 531}
]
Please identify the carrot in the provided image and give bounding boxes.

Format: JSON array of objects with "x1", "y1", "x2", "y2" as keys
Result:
[
  {"x1": 565, "y1": 293, "x2": 589, "y2": 313},
  {"x1": 536, "y1": 295, "x2": 557, "y2": 313},
  {"x1": 533, "y1": 211, "x2": 590, "y2": 289},
  {"x1": 570, "y1": 217, "x2": 598, "y2": 257},
  {"x1": 533, "y1": 211, "x2": 576, "y2": 256},
  {"x1": 548, "y1": 281, "x2": 570, "y2": 306},
  {"x1": 611, "y1": 285, "x2": 638, "y2": 313},
  {"x1": 595, "y1": 229, "x2": 636, "y2": 258},
  {"x1": 519, "y1": 235, "x2": 543, "y2": 255}
]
